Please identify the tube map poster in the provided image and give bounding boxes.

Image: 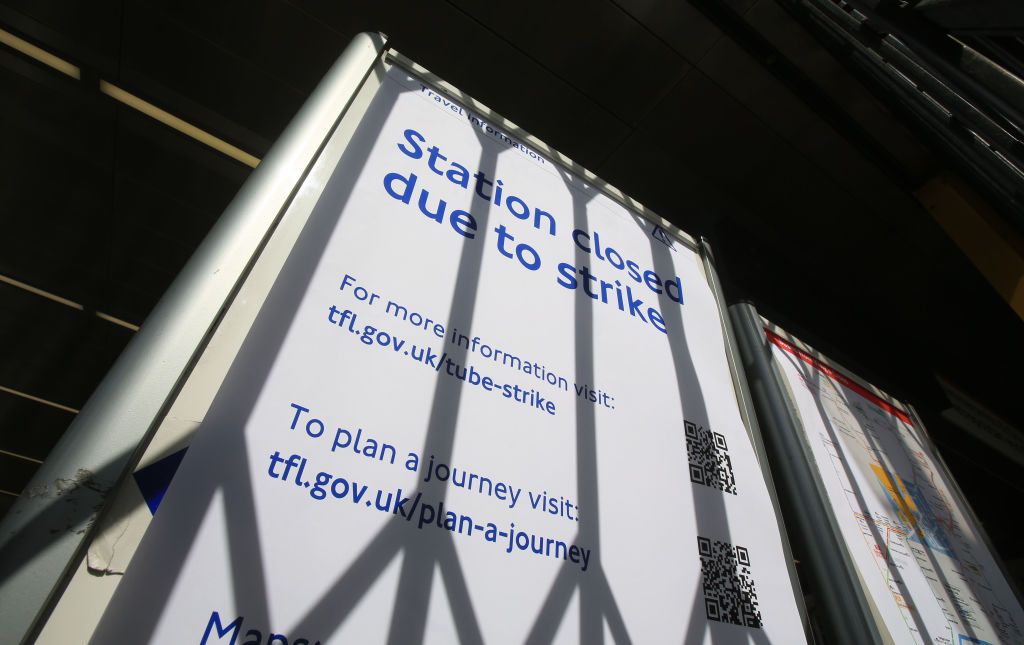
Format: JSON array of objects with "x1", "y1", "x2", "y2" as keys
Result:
[{"x1": 768, "y1": 329, "x2": 1024, "y2": 645}]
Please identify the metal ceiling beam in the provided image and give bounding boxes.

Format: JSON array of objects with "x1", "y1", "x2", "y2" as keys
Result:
[
  {"x1": 682, "y1": 0, "x2": 917, "y2": 189},
  {"x1": 769, "y1": 0, "x2": 1024, "y2": 232}
]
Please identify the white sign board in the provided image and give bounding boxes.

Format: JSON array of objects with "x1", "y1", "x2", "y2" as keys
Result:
[
  {"x1": 767, "y1": 329, "x2": 1024, "y2": 645},
  {"x1": 90, "y1": 63, "x2": 806, "y2": 644}
]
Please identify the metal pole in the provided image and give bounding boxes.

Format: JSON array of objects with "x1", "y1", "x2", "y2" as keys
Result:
[
  {"x1": 728, "y1": 302, "x2": 884, "y2": 645},
  {"x1": 0, "y1": 32, "x2": 387, "y2": 645},
  {"x1": 698, "y1": 240, "x2": 766, "y2": 449},
  {"x1": 697, "y1": 241, "x2": 812, "y2": 639}
]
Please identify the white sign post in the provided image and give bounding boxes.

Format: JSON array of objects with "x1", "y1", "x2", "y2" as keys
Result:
[{"x1": 84, "y1": 54, "x2": 807, "y2": 644}]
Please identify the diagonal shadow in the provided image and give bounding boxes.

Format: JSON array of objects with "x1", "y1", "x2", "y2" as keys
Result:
[
  {"x1": 526, "y1": 179, "x2": 766, "y2": 644},
  {"x1": 820, "y1": 367, "x2": 988, "y2": 643},
  {"x1": 644, "y1": 222, "x2": 759, "y2": 643},
  {"x1": 564, "y1": 181, "x2": 622, "y2": 644},
  {"x1": 380, "y1": 112, "x2": 500, "y2": 645},
  {"x1": 871, "y1": 411, "x2": 1001, "y2": 642},
  {"x1": 891, "y1": 426, "x2": 1019, "y2": 639},
  {"x1": 81, "y1": 65, "x2": 778, "y2": 645},
  {"x1": 286, "y1": 83, "x2": 534, "y2": 643},
  {"x1": 781, "y1": 348, "x2": 935, "y2": 643},
  {"x1": 521, "y1": 174, "x2": 634, "y2": 645},
  {"x1": 89, "y1": 62, "x2": 398, "y2": 643}
]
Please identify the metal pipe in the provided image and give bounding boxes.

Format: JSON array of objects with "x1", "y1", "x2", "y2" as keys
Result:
[
  {"x1": 775, "y1": 0, "x2": 1024, "y2": 227},
  {"x1": 699, "y1": 242, "x2": 813, "y2": 639},
  {"x1": 729, "y1": 302, "x2": 884, "y2": 645}
]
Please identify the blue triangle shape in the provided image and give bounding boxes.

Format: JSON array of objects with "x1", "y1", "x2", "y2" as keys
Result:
[{"x1": 133, "y1": 448, "x2": 187, "y2": 515}]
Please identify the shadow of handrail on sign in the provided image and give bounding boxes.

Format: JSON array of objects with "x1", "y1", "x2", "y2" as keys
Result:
[
  {"x1": 77, "y1": 65, "x2": 783, "y2": 644},
  {"x1": 288, "y1": 75, "x2": 636, "y2": 644},
  {"x1": 285, "y1": 75, "x2": 569, "y2": 643},
  {"x1": 645, "y1": 219, "x2": 779, "y2": 645},
  {"x1": 376, "y1": 100, "x2": 502, "y2": 645},
  {"x1": 247, "y1": 70, "x2": 498, "y2": 644},
  {"x1": 808, "y1": 357, "x2": 991, "y2": 643},
  {"x1": 522, "y1": 171, "x2": 634, "y2": 645},
  {"x1": 88, "y1": 61, "x2": 397, "y2": 643},
  {"x1": 781, "y1": 348, "x2": 938, "y2": 643}
]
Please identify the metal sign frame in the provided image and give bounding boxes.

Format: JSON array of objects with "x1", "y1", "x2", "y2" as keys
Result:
[
  {"x1": 1, "y1": 34, "x2": 807, "y2": 644},
  {"x1": 731, "y1": 301, "x2": 1024, "y2": 645}
]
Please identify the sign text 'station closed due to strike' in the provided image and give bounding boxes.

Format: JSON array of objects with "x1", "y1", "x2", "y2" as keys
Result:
[{"x1": 91, "y1": 64, "x2": 807, "y2": 644}]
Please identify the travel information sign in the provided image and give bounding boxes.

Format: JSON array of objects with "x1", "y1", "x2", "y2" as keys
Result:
[
  {"x1": 766, "y1": 325, "x2": 1024, "y2": 645},
  {"x1": 90, "y1": 58, "x2": 806, "y2": 644}
]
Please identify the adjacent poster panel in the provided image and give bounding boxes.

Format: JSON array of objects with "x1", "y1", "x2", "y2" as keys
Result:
[
  {"x1": 766, "y1": 327, "x2": 1024, "y2": 645},
  {"x1": 90, "y1": 62, "x2": 806, "y2": 643}
]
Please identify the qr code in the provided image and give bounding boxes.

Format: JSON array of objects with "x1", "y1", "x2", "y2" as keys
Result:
[
  {"x1": 685, "y1": 420, "x2": 737, "y2": 495},
  {"x1": 698, "y1": 537, "x2": 763, "y2": 629}
]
